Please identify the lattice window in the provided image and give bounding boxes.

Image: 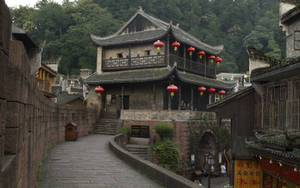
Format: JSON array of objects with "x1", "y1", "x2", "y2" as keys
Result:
[{"x1": 294, "y1": 30, "x2": 300, "y2": 50}]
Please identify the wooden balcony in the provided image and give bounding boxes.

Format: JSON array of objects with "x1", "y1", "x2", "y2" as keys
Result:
[
  {"x1": 102, "y1": 54, "x2": 215, "y2": 78},
  {"x1": 102, "y1": 54, "x2": 166, "y2": 71},
  {"x1": 169, "y1": 54, "x2": 215, "y2": 78}
]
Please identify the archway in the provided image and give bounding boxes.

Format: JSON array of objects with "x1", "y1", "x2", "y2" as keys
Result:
[{"x1": 196, "y1": 131, "x2": 217, "y2": 172}]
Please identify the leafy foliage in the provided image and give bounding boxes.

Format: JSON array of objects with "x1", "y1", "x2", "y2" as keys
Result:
[
  {"x1": 154, "y1": 140, "x2": 180, "y2": 172},
  {"x1": 10, "y1": 0, "x2": 284, "y2": 74},
  {"x1": 153, "y1": 124, "x2": 173, "y2": 140}
]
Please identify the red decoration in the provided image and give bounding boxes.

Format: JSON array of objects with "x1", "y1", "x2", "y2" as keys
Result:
[
  {"x1": 187, "y1": 47, "x2": 195, "y2": 56},
  {"x1": 208, "y1": 55, "x2": 216, "y2": 63},
  {"x1": 218, "y1": 90, "x2": 226, "y2": 95},
  {"x1": 153, "y1": 40, "x2": 164, "y2": 51},
  {"x1": 208, "y1": 88, "x2": 216, "y2": 94},
  {"x1": 197, "y1": 86, "x2": 206, "y2": 96},
  {"x1": 166, "y1": 84, "x2": 178, "y2": 97},
  {"x1": 197, "y1": 51, "x2": 205, "y2": 59},
  {"x1": 216, "y1": 57, "x2": 222, "y2": 65},
  {"x1": 172, "y1": 41, "x2": 180, "y2": 52},
  {"x1": 94, "y1": 86, "x2": 104, "y2": 97},
  {"x1": 260, "y1": 157, "x2": 300, "y2": 185}
]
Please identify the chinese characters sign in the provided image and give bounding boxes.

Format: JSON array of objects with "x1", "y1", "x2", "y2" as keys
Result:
[{"x1": 234, "y1": 160, "x2": 263, "y2": 188}]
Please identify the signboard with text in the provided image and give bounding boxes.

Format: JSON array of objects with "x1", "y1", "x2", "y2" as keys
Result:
[{"x1": 234, "y1": 160, "x2": 263, "y2": 188}]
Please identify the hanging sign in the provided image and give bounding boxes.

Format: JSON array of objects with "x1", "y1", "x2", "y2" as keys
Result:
[{"x1": 234, "y1": 160, "x2": 263, "y2": 188}]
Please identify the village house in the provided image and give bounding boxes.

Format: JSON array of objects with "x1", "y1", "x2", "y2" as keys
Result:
[
  {"x1": 209, "y1": 1, "x2": 300, "y2": 187},
  {"x1": 85, "y1": 7, "x2": 234, "y2": 174}
]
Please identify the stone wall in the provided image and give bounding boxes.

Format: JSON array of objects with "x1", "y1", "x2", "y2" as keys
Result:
[
  {"x1": 0, "y1": 3, "x2": 97, "y2": 188},
  {"x1": 121, "y1": 110, "x2": 217, "y2": 160}
]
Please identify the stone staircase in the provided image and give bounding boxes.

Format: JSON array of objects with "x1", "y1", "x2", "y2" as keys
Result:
[
  {"x1": 94, "y1": 112, "x2": 121, "y2": 135},
  {"x1": 126, "y1": 144, "x2": 151, "y2": 160}
]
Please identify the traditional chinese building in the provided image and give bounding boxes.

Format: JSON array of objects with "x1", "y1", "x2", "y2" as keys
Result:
[
  {"x1": 209, "y1": 1, "x2": 300, "y2": 187},
  {"x1": 85, "y1": 8, "x2": 234, "y2": 167}
]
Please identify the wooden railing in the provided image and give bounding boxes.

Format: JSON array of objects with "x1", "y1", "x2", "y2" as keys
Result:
[
  {"x1": 102, "y1": 55, "x2": 166, "y2": 71},
  {"x1": 102, "y1": 54, "x2": 216, "y2": 77},
  {"x1": 169, "y1": 54, "x2": 215, "y2": 78}
]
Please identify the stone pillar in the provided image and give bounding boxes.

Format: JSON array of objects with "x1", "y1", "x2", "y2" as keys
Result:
[{"x1": 96, "y1": 47, "x2": 103, "y2": 74}]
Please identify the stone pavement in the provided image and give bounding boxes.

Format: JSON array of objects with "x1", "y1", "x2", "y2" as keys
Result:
[
  {"x1": 201, "y1": 177, "x2": 230, "y2": 188},
  {"x1": 36, "y1": 135, "x2": 164, "y2": 188}
]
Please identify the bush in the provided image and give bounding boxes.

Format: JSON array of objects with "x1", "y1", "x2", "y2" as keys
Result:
[
  {"x1": 153, "y1": 124, "x2": 173, "y2": 140},
  {"x1": 154, "y1": 139, "x2": 180, "y2": 172},
  {"x1": 120, "y1": 127, "x2": 130, "y2": 135}
]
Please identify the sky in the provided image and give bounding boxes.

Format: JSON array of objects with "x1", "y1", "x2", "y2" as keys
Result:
[{"x1": 5, "y1": 0, "x2": 64, "y2": 8}]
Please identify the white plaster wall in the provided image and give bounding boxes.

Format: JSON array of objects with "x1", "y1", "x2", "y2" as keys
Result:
[
  {"x1": 249, "y1": 58, "x2": 270, "y2": 75},
  {"x1": 96, "y1": 47, "x2": 103, "y2": 74}
]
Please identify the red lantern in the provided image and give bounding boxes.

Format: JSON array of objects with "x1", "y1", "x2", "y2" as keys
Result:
[
  {"x1": 218, "y1": 90, "x2": 226, "y2": 95},
  {"x1": 208, "y1": 88, "x2": 216, "y2": 94},
  {"x1": 187, "y1": 47, "x2": 195, "y2": 56},
  {"x1": 197, "y1": 86, "x2": 206, "y2": 96},
  {"x1": 216, "y1": 57, "x2": 222, "y2": 65},
  {"x1": 153, "y1": 40, "x2": 164, "y2": 51},
  {"x1": 197, "y1": 51, "x2": 205, "y2": 59},
  {"x1": 166, "y1": 84, "x2": 178, "y2": 97},
  {"x1": 94, "y1": 86, "x2": 104, "y2": 97},
  {"x1": 208, "y1": 55, "x2": 216, "y2": 63},
  {"x1": 172, "y1": 41, "x2": 180, "y2": 52}
]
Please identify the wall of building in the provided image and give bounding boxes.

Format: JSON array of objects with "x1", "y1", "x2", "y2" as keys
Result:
[
  {"x1": 121, "y1": 110, "x2": 217, "y2": 160},
  {"x1": 248, "y1": 58, "x2": 270, "y2": 75},
  {"x1": 0, "y1": 6, "x2": 97, "y2": 188},
  {"x1": 103, "y1": 43, "x2": 164, "y2": 60},
  {"x1": 285, "y1": 17, "x2": 300, "y2": 58}
]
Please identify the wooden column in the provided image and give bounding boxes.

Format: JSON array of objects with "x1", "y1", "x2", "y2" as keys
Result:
[
  {"x1": 191, "y1": 87, "x2": 194, "y2": 110},
  {"x1": 152, "y1": 83, "x2": 156, "y2": 110},
  {"x1": 183, "y1": 44, "x2": 186, "y2": 71},
  {"x1": 121, "y1": 85, "x2": 124, "y2": 110},
  {"x1": 128, "y1": 45, "x2": 131, "y2": 67},
  {"x1": 166, "y1": 34, "x2": 170, "y2": 66},
  {"x1": 204, "y1": 55, "x2": 207, "y2": 77},
  {"x1": 178, "y1": 85, "x2": 182, "y2": 110}
]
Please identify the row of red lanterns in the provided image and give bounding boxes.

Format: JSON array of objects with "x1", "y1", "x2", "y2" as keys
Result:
[
  {"x1": 154, "y1": 40, "x2": 222, "y2": 64},
  {"x1": 95, "y1": 85, "x2": 226, "y2": 98},
  {"x1": 166, "y1": 85, "x2": 226, "y2": 97}
]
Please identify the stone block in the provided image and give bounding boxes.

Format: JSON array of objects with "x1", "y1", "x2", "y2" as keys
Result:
[
  {"x1": 6, "y1": 102, "x2": 24, "y2": 128},
  {"x1": 0, "y1": 51, "x2": 8, "y2": 99},
  {"x1": 4, "y1": 128, "x2": 18, "y2": 154},
  {"x1": 0, "y1": 1, "x2": 11, "y2": 55}
]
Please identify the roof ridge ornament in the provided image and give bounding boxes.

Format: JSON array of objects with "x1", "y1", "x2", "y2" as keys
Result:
[{"x1": 138, "y1": 6, "x2": 144, "y2": 12}]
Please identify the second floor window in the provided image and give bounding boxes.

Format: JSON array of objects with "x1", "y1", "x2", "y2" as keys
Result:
[
  {"x1": 144, "y1": 50, "x2": 150, "y2": 56},
  {"x1": 117, "y1": 53, "x2": 123, "y2": 58},
  {"x1": 294, "y1": 31, "x2": 300, "y2": 50}
]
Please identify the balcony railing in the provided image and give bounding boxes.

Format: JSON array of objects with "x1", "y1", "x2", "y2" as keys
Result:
[
  {"x1": 102, "y1": 54, "x2": 215, "y2": 77},
  {"x1": 102, "y1": 55, "x2": 166, "y2": 71},
  {"x1": 169, "y1": 54, "x2": 215, "y2": 78}
]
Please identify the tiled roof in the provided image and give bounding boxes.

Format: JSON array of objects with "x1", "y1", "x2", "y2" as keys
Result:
[
  {"x1": 57, "y1": 93, "x2": 83, "y2": 105},
  {"x1": 84, "y1": 67, "x2": 175, "y2": 85},
  {"x1": 245, "y1": 130, "x2": 300, "y2": 164},
  {"x1": 84, "y1": 65, "x2": 235, "y2": 90},
  {"x1": 91, "y1": 8, "x2": 223, "y2": 54},
  {"x1": 12, "y1": 24, "x2": 39, "y2": 49},
  {"x1": 176, "y1": 71, "x2": 234, "y2": 90},
  {"x1": 248, "y1": 47, "x2": 300, "y2": 81},
  {"x1": 91, "y1": 29, "x2": 168, "y2": 47},
  {"x1": 281, "y1": 5, "x2": 300, "y2": 24}
]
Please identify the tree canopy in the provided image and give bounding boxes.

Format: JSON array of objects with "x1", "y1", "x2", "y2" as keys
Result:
[{"x1": 10, "y1": 0, "x2": 284, "y2": 74}]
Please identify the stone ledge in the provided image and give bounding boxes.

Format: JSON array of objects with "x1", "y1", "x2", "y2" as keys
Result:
[{"x1": 109, "y1": 134, "x2": 203, "y2": 188}]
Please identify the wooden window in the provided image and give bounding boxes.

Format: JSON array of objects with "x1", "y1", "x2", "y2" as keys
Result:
[
  {"x1": 131, "y1": 126, "x2": 149, "y2": 138},
  {"x1": 117, "y1": 53, "x2": 123, "y2": 58},
  {"x1": 144, "y1": 50, "x2": 150, "y2": 56},
  {"x1": 294, "y1": 30, "x2": 300, "y2": 50}
]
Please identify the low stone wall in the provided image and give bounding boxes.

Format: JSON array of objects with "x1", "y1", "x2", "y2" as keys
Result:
[
  {"x1": 109, "y1": 134, "x2": 203, "y2": 188},
  {"x1": 0, "y1": 3, "x2": 97, "y2": 188},
  {"x1": 121, "y1": 109, "x2": 216, "y2": 121}
]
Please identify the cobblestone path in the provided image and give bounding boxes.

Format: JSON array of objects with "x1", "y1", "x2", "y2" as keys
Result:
[{"x1": 37, "y1": 135, "x2": 164, "y2": 188}]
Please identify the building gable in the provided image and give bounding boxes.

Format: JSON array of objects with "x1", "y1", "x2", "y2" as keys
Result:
[{"x1": 120, "y1": 14, "x2": 159, "y2": 35}]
